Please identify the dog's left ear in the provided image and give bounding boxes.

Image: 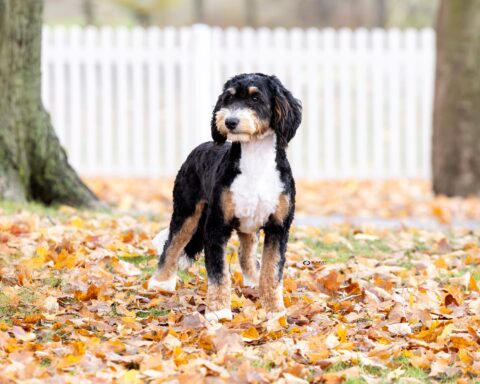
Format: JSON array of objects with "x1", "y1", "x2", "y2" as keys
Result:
[{"x1": 269, "y1": 76, "x2": 302, "y2": 148}]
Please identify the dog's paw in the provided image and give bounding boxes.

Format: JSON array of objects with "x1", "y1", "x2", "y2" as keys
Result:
[
  {"x1": 147, "y1": 273, "x2": 177, "y2": 292},
  {"x1": 204, "y1": 308, "x2": 233, "y2": 322},
  {"x1": 266, "y1": 309, "x2": 287, "y2": 320},
  {"x1": 242, "y1": 276, "x2": 258, "y2": 288}
]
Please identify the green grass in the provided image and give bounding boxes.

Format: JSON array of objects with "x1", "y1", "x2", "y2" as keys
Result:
[
  {"x1": 136, "y1": 308, "x2": 169, "y2": 318},
  {"x1": 324, "y1": 361, "x2": 352, "y2": 373},
  {"x1": 393, "y1": 356, "x2": 429, "y2": 381},
  {"x1": 43, "y1": 276, "x2": 62, "y2": 288},
  {"x1": 251, "y1": 360, "x2": 276, "y2": 371},
  {"x1": 118, "y1": 255, "x2": 154, "y2": 266},
  {"x1": 304, "y1": 235, "x2": 392, "y2": 264},
  {"x1": 39, "y1": 358, "x2": 52, "y2": 367},
  {"x1": 0, "y1": 200, "x2": 61, "y2": 216},
  {"x1": 0, "y1": 286, "x2": 40, "y2": 322}
]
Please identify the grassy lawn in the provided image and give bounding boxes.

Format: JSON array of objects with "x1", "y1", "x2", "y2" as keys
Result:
[{"x1": 0, "y1": 201, "x2": 479, "y2": 382}]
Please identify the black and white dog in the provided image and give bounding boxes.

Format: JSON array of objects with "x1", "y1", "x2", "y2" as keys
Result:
[{"x1": 148, "y1": 73, "x2": 302, "y2": 321}]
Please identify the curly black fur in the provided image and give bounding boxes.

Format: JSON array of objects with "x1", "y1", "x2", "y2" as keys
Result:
[{"x1": 157, "y1": 73, "x2": 302, "y2": 290}]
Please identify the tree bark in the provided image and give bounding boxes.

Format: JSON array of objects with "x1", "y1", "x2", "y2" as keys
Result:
[
  {"x1": 82, "y1": 0, "x2": 96, "y2": 26},
  {"x1": 0, "y1": 0, "x2": 100, "y2": 207},
  {"x1": 432, "y1": 0, "x2": 480, "y2": 197},
  {"x1": 373, "y1": 0, "x2": 387, "y2": 28}
]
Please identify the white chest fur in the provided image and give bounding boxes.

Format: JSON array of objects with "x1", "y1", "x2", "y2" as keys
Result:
[{"x1": 230, "y1": 135, "x2": 283, "y2": 233}]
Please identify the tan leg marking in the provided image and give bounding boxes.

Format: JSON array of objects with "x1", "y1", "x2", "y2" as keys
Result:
[
  {"x1": 207, "y1": 277, "x2": 231, "y2": 312},
  {"x1": 221, "y1": 190, "x2": 235, "y2": 223},
  {"x1": 151, "y1": 201, "x2": 205, "y2": 282},
  {"x1": 206, "y1": 256, "x2": 231, "y2": 320},
  {"x1": 238, "y1": 232, "x2": 260, "y2": 287},
  {"x1": 272, "y1": 194, "x2": 290, "y2": 224},
  {"x1": 259, "y1": 241, "x2": 285, "y2": 313}
]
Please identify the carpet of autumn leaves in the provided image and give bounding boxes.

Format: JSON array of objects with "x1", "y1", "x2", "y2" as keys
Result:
[{"x1": 0, "y1": 180, "x2": 480, "y2": 383}]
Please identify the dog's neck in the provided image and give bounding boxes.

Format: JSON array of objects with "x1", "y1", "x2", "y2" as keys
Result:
[{"x1": 237, "y1": 134, "x2": 277, "y2": 171}]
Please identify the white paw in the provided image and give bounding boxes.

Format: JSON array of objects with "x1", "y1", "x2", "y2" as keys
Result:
[
  {"x1": 266, "y1": 309, "x2": 287, "y2": 320},
  {"x1": 242, "y1": 276, "x2": 257, "y2": 288},
  {"x1": 147, "y1": 274, "x2": 177, "y2": 292},
  {"x1": 204, "y1": 308, "x2": 233, "y2": 322}
]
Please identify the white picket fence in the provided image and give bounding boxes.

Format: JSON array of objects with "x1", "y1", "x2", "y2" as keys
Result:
[{"x1": 41, "y1": 25, "x2": 436, "y2": 179}]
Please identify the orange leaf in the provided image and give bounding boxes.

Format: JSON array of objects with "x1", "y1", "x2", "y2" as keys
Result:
[
  {"x1": 241, "y1": 327, "x2": 261, "y2": 341},
  {"x1": 74, "y1": 284, "x2": 99, "y2": 301}
]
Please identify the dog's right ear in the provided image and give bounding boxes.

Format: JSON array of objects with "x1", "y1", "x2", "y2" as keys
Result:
[{"x1": 211, "y1": 94, "x2": 227, "y2": 145}]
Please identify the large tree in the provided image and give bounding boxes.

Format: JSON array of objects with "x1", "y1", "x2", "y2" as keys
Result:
[
  {"x1": 0, "y1": 0, "x2": 99, "y2": 207},
  {"x1": 432, "y1": 0, "x2": 480, "y2": 196}
]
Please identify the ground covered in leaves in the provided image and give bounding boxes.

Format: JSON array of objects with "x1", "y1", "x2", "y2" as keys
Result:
[
  {"x1": 87, "y1": 178, "x2": 480, "y2": 223},
  {"x1": 1, "y1": 180, "x2": 480, "y2": 383}
]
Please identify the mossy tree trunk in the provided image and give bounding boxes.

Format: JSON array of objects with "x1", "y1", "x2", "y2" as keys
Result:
[
  {"x1": 0, "y1": 0, "x2": 99, "y2": 207},
  {"x1": 432, "y1": 0, "x2": 480, "y2": 197}
]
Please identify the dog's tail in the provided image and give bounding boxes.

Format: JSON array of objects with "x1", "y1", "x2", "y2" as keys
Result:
[{"x1": 152, "y1": 228, "x2": 195, "y2": 270}]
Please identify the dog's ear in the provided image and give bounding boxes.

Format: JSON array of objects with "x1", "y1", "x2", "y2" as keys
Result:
[
  {"x1": 211, "y1": 93, "x2": 227, "y2": 145},
  {"x1": 269, "y1": 76, "x2": 302, "y2": 148}
]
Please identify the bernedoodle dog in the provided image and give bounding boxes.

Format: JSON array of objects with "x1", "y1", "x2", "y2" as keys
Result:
[{"x1": 148, "y1": 73, "x2": 302, "y2": 321}]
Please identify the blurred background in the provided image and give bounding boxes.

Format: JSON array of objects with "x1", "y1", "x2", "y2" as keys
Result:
[
  {"x1": 4, "y1": 0, "x2": 480, "y2": 224},
  {"x1": 44, "y1": 0, "x2": 438, "y2": 28}
]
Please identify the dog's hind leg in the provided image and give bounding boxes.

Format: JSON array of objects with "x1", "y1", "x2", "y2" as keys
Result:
[
  {"x1": 238, "y1": 232, "x2": 260, "y2": 288},
  {"x1": 148, "y1": 201, "x2": 205, "y2": 292}
]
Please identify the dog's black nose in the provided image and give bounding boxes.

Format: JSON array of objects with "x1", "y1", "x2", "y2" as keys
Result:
[{"x1": 225, "y1": 117, "x2": 239, "y2": 130}]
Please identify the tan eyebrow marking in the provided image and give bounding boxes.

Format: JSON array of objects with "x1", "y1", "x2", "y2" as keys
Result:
[
  {"x1": 248, "y1": 86, "x2": 259, "y2": 95},
  {"x1": 227, "y1": 87, "x2": 236, "y2": 95}
]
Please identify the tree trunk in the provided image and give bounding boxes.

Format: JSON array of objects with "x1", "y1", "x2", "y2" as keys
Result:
[
  {"x1": 245, "y1": 0, "x2": 257, "y2": 28},
  {"x1": 193, "y1": 0, "x2": 205, "y2": 23},
  {"x1": 373, "y1": 0, "x2": 387, "y2": 28},
  {"x1": 82, "y1": 0, "x2": 96, "y2": 26},
  {"x1": 0, "y1": 0, "x2": 100, "y2": 207},
  {"x1": 432, "y1": 0, "x2": 480, "y2": 197}
]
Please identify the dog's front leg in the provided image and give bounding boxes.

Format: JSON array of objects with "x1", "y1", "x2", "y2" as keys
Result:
[
  {"x1": 204, "y1": 211, "x2": 233, "y2": 322},
  {"x1": 259, "y1": 224, "x2": 288, "y2": 316},
  {"x1": 238, "y1": 232, "x2": 260, "y2": 287}
]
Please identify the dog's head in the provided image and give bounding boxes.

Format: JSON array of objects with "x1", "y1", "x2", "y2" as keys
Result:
[{"x1": 211, "y1": 73, "x2": 302, "y2": 147}]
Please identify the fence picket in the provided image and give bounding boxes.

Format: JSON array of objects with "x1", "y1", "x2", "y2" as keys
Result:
[
  {"x1": 41, "y1": 26, "x2": 436, "y2": 179},
  {"x1": 84, "y1": 27, "x2": 98, "y2": 175}
]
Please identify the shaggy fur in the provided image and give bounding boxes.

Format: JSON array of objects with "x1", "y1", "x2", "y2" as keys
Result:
[{"x1": 149, "y1": 73, "x2": 302, "y2": 321}]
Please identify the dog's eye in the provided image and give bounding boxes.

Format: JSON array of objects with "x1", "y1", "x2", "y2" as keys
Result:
[{"x1": 251, "y1": 95, "x2": 259, "y2": 102}]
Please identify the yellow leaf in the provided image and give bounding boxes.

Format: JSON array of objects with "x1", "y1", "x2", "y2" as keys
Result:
[
  {"x1": 434, "y1": 257, "x2": 448, "y2": 269},
  {"x1": 70, "y1": 217, "x2": 85, "y2": 229},
  {"x1": 36, "y1": 246, "x2": 49, "y2": 258},
  {"x1": 458, "y1": 349, "x2": 473, "y2": 365},
  {"x1": 307, "y1": 351, "x2": 329, "y2": 363},
  {"x1": 29, "y1": 253, "x2": 46, "y2": 270},
  {"x1": 54, "y1": 249, "x2": 77, "y2": 269},
  {"x1": 122, "y1": 370, "x2": 142, "y2": 384},
  {"x1": 231, "y1": 293, "x2": 245, "y2": 309},
  {"x1": 57, "y1": 354, "x2": 82, "y2": 370},
  {"x1": 337, "y1": 324, "x2": 347, "y2": 343},
  {"x1": 437, "y1": 323, "x2": 454, "y2": 344},
  {"x1": 469, "y1": 276, "x2": 479, "y2": 292}
]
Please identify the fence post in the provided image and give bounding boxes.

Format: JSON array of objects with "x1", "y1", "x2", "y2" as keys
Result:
[{"x1": 192, "y1": 24, "x2": 213, "y2": 145}]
